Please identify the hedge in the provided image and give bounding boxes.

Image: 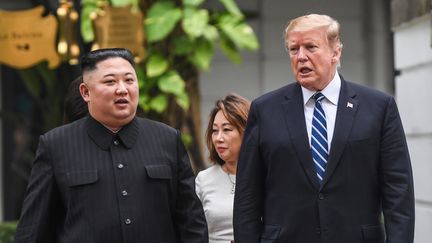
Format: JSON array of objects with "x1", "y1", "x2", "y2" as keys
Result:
[{"x1": 0, "y1": 221, "x2": 17, "y2": 243}]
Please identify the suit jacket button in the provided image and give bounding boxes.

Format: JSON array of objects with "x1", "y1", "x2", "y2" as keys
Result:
[
  {"x1": 113, "y1": 140, "x2": 119, "y2": 145},
  {"x1": 318, "y1": 193, "x2": 325, "y2": 200},
  {"x1": 117, "y1": 163, "x2": 124, "y2": 169},
  {"x1": 122, "y1": 190, "x2": 128, "y2": 196},
  {"x1": 125, "y1": 218, "x2": 131, "y2": 225}
]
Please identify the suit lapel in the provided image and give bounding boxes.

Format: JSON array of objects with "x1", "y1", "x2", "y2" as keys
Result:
[
  {"x1": 281, "y1": 84, "x2": 320, "y2": 190},
  {"x1": 321, "y1": 79, "x2": 358, "y2": 187}
]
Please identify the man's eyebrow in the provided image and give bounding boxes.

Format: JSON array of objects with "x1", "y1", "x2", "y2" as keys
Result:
[{"x1": 102, "y1": 73, "x2": 115, "y2": 78}]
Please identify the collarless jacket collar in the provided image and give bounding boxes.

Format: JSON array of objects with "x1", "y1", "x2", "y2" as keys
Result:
[{"x1": 85, "y1": 116, "x2": 140, "y2": 150}]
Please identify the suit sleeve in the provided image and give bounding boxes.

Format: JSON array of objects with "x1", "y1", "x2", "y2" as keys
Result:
[
  {"x1": 379, "y1": 97, "x2": 415, "y2": 243},
  {"x1": 233, "y1": 101, "x2": 264, "y2": 243},
  {"x1": 14, "y1": 135, "x2": 62, "y2": 243},
  {"x1": 173, "y1": 131, "x2": 209, "y2": 243}
]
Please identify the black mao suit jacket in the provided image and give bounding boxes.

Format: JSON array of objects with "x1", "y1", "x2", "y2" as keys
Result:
[
  {"x1": 14, "y1": 116, "x2": 208, "y2": 243},
  {"x1": 233, "y1": 77, "x2": 415, "y2": 243}
]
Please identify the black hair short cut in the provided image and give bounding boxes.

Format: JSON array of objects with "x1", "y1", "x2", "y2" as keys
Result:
[{"x1": 81, "y1": 48, "x2": 134, "y2": 73}]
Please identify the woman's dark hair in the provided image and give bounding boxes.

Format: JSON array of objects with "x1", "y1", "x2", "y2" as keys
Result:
[
  {"x1": 205, "y1": 93, "x2": 250, "y2": 165},
  {"x1": 63, "y1": 76, "x2": 88, "y2": 123}
]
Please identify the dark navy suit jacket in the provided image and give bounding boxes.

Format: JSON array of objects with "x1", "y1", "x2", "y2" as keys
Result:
[{"x1": 233, "y1": 77, "x2": 415, "y2": 243}]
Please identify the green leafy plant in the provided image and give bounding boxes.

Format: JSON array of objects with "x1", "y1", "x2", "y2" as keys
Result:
[
  {"x1": 80, "y1": 0, "x2": 259, "y2": 170},
  {"x1": 0, "y1": 221, "x2": 17, "y2": 243},
  {"x1": 82, "y1": 0, "x2": 257, "y2": 111}
]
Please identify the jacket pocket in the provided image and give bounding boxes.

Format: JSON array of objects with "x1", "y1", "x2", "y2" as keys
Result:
[
  {"x1": 260, "y1": 224, "x2": 281, "y2": 243},
  {"x1": 361, "y1": 224, "x2": 385, "y2": 241},
  {"x1": 66, "y1": 171, "x2": 98, "y2": 187},
  {"x1": 145, "y1": 164, "x2": 172, "y2": 179}
]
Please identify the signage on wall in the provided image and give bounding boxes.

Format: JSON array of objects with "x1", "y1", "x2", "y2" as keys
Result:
[
  {"x1": 91, "y1": 4, "x2": 145, "y2": 62},
  {"x1": 0, "y1": 6, "x2": 60, "y2": 69}
]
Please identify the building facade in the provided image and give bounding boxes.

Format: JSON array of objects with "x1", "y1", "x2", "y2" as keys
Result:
[{"x1": 392, "y1": 1, "x2": 432, "y2": 242}]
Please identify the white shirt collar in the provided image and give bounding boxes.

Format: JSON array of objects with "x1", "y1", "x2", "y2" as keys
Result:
[{"x1": 301, "y1": 71, "x2": 341, "y2": 105}]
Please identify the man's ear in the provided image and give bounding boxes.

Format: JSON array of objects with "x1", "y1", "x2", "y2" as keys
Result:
[
  {"x1": 332, "y1": 46, "x2": 342, "y2": 63},
  {"x1": 80, "y1": 83, "x2": 90, "y2": 102}
]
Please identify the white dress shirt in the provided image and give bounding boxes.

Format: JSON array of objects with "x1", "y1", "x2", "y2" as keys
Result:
[{"x1": 301, "y1": 72, "x2": 341, "y2": 153}]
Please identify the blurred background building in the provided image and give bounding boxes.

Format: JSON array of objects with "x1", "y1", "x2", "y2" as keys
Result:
[{"x1": 0, "y1": 0, "x2": 431, "y2": 242}]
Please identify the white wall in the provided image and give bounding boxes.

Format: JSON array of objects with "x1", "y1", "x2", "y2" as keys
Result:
[{"x1": 393, "y1": 14, "x2": 432, "y2": 243}]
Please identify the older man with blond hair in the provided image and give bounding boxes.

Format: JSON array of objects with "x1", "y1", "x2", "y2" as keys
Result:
[{"x1": 233, "y1": 14, "x2": 414, "y2": 243}]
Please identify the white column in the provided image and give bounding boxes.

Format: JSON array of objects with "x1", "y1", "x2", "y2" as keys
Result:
[
  {"x1": 364, "y1": 0, "x2": 394, "y2": 93},
  {"x1": 393, "y1": 14, "x2": 432, "y2": 243}
]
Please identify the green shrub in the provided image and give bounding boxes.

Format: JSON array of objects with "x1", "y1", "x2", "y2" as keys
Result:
[{"x1": 0, "y1": 222, "x2": 17, "y2": 243}]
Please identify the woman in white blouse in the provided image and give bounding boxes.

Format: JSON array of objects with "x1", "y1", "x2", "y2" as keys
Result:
[{"x1": 195, "y1": 93, "x2": 250, "y2": 243}]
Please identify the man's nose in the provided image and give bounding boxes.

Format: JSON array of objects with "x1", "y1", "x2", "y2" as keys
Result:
[
  {"x1": 116, "y1": 81, "x2": 128, "y2": 94},
  {"x1": 298, "y1": 47, "x2": 308, "y2": 61}
]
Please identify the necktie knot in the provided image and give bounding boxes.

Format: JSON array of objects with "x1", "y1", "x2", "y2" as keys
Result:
[{"x1": 313, "y1": 92, "x2": 325, "y2": 103}]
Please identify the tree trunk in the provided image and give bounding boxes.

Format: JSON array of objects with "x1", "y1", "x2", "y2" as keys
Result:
[
  {"x1": 167, "y1": 65, "x2": 206, "y2": 172},
  {"x1": 139, "y1": 0, "x2": 206, "y2": 173}
]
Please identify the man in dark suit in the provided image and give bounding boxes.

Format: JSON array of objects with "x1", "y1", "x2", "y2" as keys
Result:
[
  {"x1": 14, "y1": 48, "x2": 208, "y2": 243},
  {"x1": 233, "y1": 14, "x2": 414, "y2": 243}
]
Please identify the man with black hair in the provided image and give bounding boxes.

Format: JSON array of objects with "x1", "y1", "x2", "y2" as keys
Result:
[{"x1": 15, "y1": 48, "x2": 208, "y2": 243}]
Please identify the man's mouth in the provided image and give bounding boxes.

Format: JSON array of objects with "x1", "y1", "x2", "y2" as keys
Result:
[
  {"x1": 115, "y1": 99, "x2": 128, "y2": 104},
  {"x1": 300, "y1": 67, "x2": 312, "y2": 74}
]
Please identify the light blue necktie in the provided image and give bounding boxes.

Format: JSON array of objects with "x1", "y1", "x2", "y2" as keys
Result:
[{"x1": 311, "y1": 92, "x2": 328, "y2": 184}]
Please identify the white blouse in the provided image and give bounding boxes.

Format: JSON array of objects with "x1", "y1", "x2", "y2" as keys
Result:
[{"x1": 195, "y1": 165, "x2": 235, "y2": 243}]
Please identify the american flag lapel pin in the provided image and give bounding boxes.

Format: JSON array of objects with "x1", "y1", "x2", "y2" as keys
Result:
[{"x1": 347, "y1": 102, "x2": 353, "y2": 108}]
